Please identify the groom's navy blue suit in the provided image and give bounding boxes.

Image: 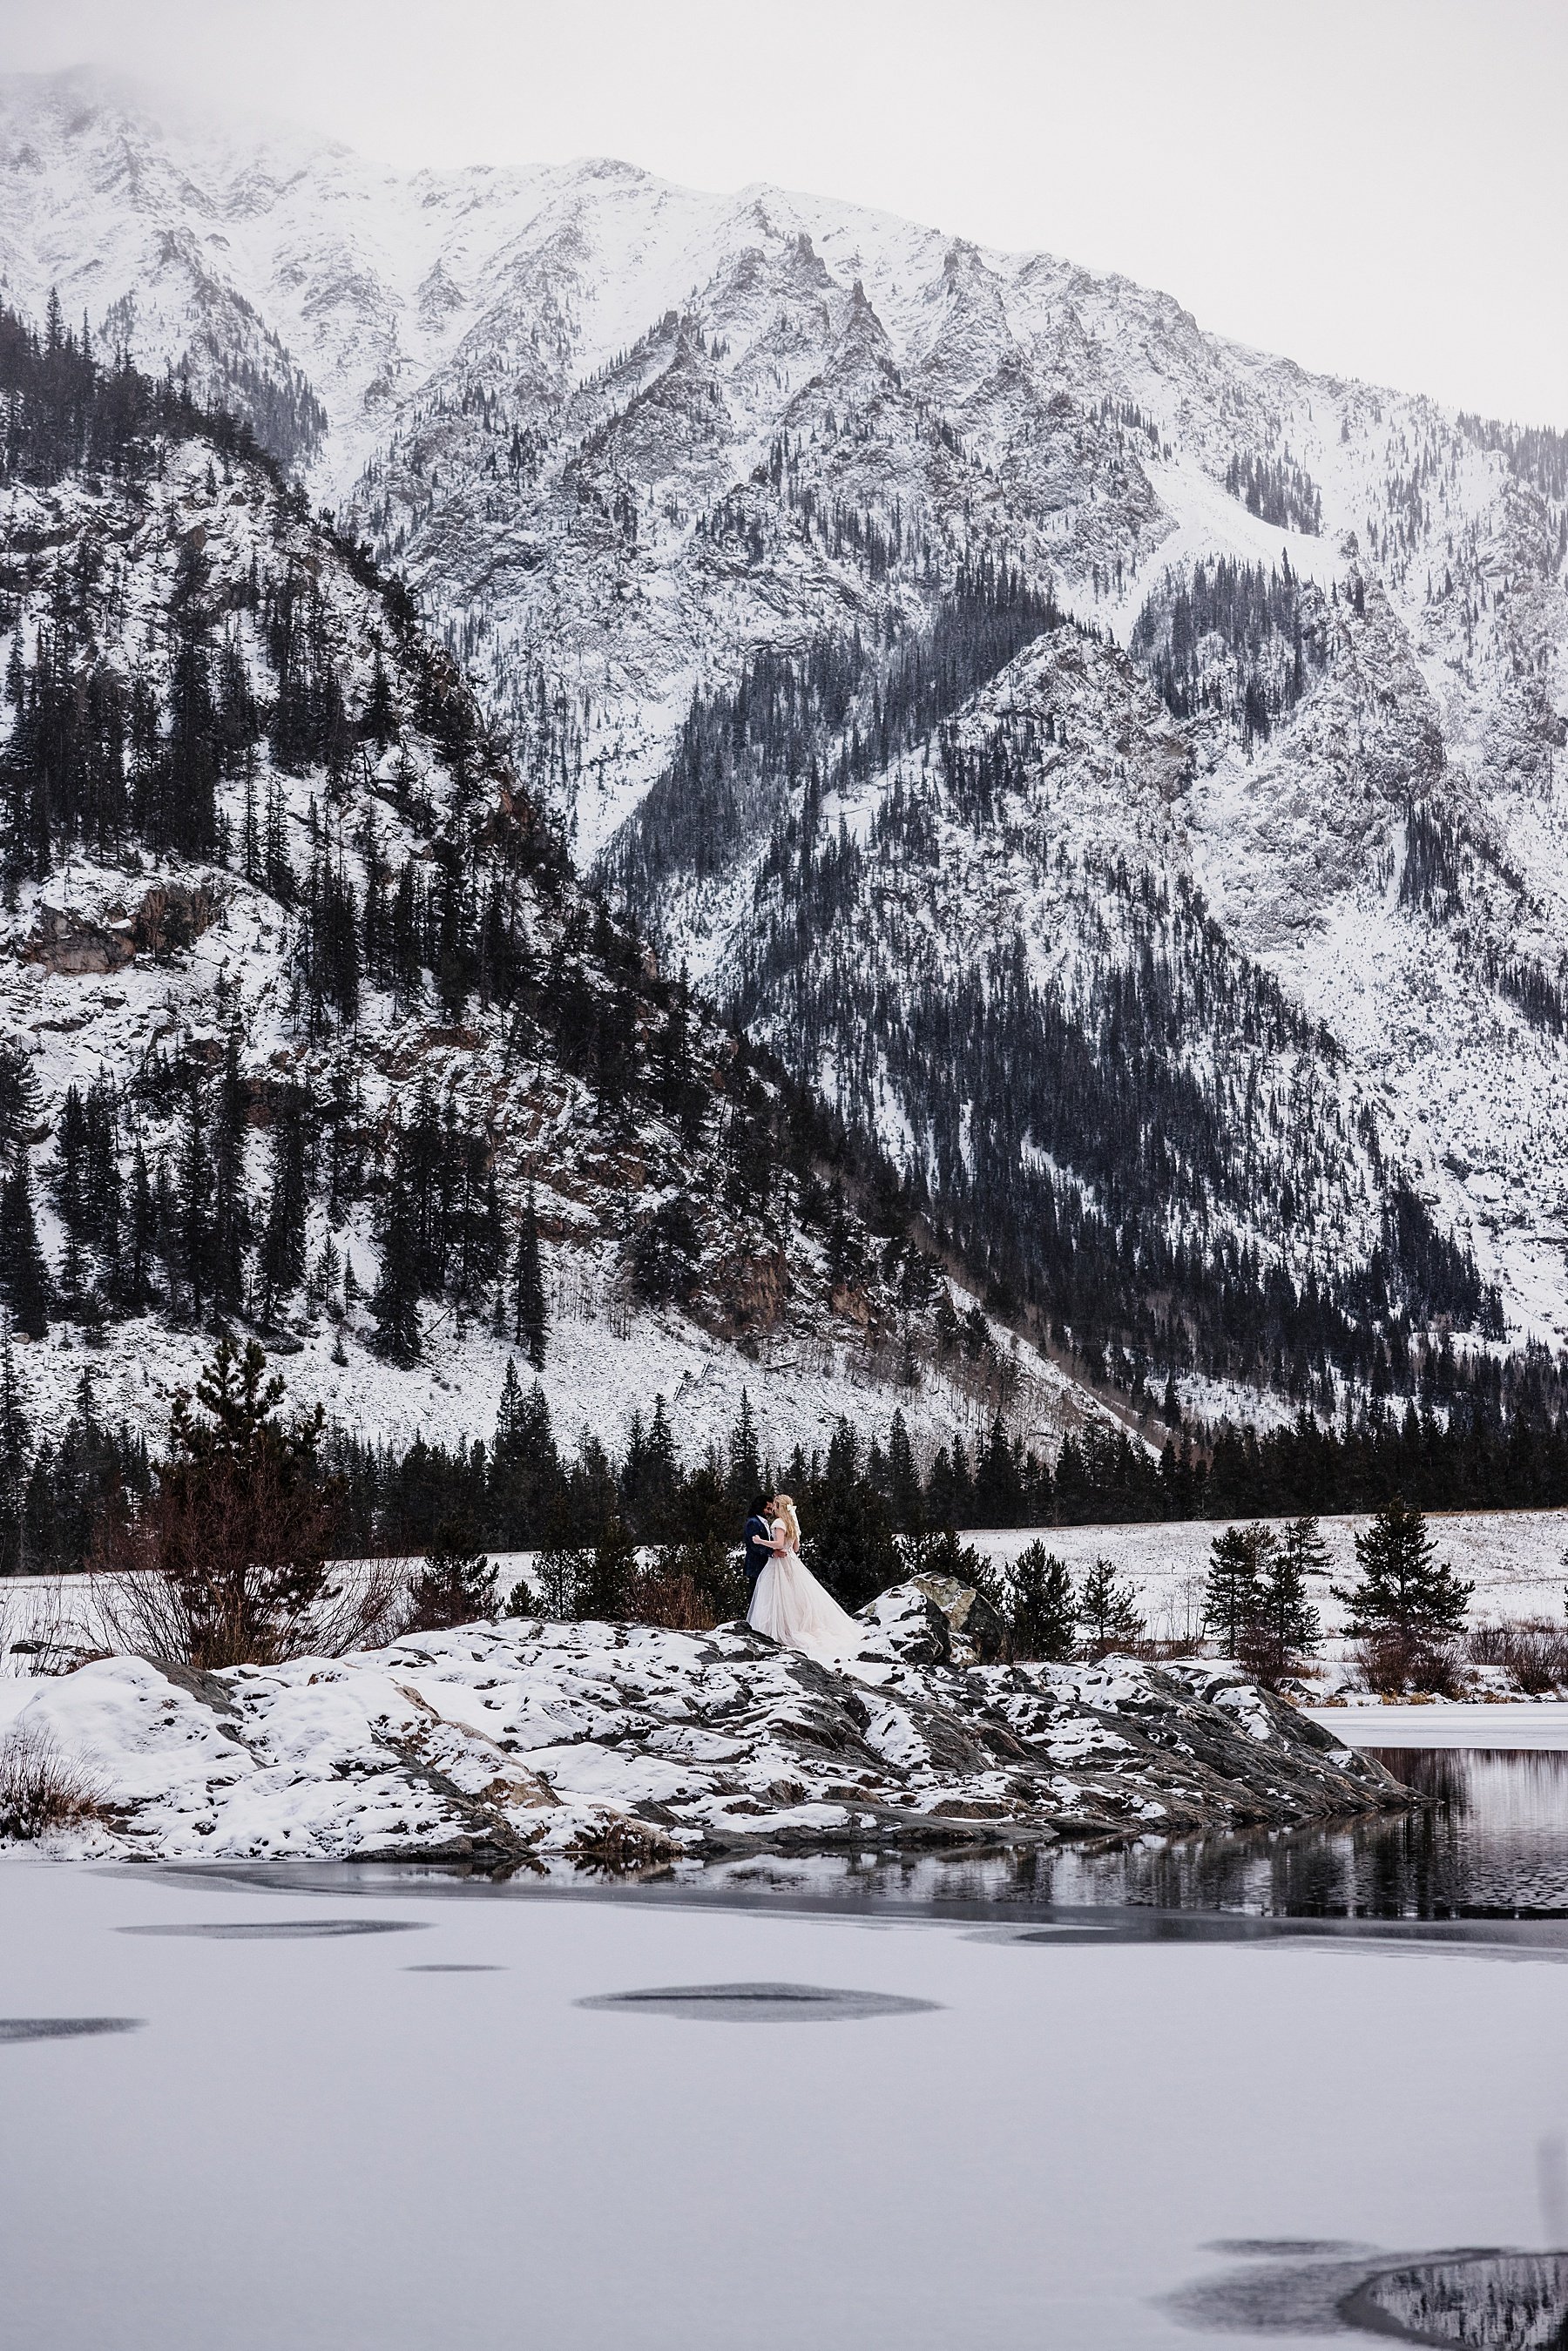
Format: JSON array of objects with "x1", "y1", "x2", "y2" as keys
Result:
[{"x1": 742, "y1": 1512, "x2": 774, "y2": 1608}]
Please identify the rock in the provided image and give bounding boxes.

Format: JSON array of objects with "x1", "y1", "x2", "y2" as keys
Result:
[
  {"x1": 909, "y1": 1574, "x2": 1008, "y2": 1665},
  {"x1": 20, "y1": 884, "x2": 221, "y2": 976},
  {"x1": 22, "y1": 907, "x2": 134, "y2": 976},
  {"x1": 2, "y1": 1584, "x2": 1410, "y2": 1867}
]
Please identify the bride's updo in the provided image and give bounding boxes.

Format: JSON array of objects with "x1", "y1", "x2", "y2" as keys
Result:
[{"x1": 772, "y1": 1494, "x2": 802, "y2": 1550}]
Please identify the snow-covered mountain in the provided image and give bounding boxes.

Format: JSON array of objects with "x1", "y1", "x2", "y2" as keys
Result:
[
  {"x1": 0, "y1": 327, "x2": 1087, "y2": 1480},
  {"x1": 4, "y1": 63, "x2": 1567, "y2": 1432}
]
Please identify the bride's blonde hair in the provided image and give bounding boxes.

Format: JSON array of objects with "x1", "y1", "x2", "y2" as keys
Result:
[{"x1": 772, "y1": 1493, "x2": 801, "y2": 1550}]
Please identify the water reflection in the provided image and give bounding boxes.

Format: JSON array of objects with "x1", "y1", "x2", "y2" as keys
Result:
[
  {"x1": 132, "y1": 1748, "x2": 1568, "y2": 1924},
  {"x1": 1029, "y1": 1747, "x2": 1568, "y2": 1920},
  {"x1": 696, "y1": 1748, "x2": 1568, "y2": 1921}
]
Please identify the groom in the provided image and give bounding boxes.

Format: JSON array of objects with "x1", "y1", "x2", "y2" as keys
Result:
[{"x1": 742, "y1": 1493, "x2": 776, "y2": 1612}]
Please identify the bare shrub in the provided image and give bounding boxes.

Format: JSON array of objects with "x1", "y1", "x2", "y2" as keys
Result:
[
  {"x1": 91, "y1": 1337, "x2": 389, "y2": 1670},
  {"x1": 97, "y1": 1552, "x2": 405, "y2": 1670},
  {"x1": 1357, "y1": 1629, "x2": 1467, "y2": 1699},
  {"x1": 0, "y1": 1719, "x2": 110, "y2": 1840},
  {"x1": 1467, "y1": 1618, "x2": 1568, "y2": 1695},
  {"x1": 626, "y1": 1564, "x2": 716, "y2": 1632}
]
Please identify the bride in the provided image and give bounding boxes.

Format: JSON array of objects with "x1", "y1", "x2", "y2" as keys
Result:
[{"x1": 747, "y1": 1493, "x2": 862, "y2": 1663}]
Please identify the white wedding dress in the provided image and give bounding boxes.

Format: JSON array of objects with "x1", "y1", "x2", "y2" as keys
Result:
[{"x1": 747, "y1": 1519, "x2": 862, "y2": 1663}]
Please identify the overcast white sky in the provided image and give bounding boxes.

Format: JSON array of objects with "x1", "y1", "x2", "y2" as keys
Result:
[{"x1": 1, "y1": 0, "x2": 1564, "y2": 423}]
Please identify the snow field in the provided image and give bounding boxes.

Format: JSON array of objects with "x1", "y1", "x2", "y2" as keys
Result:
[{"x1": 963, "y1": 1505, "x2": 1568, "y2": 1654}]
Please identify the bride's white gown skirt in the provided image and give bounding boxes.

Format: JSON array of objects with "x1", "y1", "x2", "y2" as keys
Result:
[{"x1": 747, "y1": 1550, "x2": 861, "y2": 1662}]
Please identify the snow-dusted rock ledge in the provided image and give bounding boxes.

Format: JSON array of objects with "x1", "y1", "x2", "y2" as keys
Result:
[{"x1": 1, "y1": 1580, "x2": 1408, "y2": 1868}]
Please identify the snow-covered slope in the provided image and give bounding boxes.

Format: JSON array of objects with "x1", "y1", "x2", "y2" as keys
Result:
[
  {"x1": 0, "y1": 387, "x2": 1096, "y2": 1472},
  {"x1": 5, "y1": 64, "x2": 1568, "y2": 1402}
]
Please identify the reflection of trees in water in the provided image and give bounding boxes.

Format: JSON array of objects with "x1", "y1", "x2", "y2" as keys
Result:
[
  {"x1": 1352, "y1": 2252, "x2": 1568, "y2": 2348},
  {"x1": 713, "y1": 1751, "x2": 1568, "y2": 1919},
  {"x1": 1046, "y1": 1749, "x2": 1568, "y2": 1919},
  {"x1": 1367, "y1": 1746, "x2": 1471, "y2": 1807}
]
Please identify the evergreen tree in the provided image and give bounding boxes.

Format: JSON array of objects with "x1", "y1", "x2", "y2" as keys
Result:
[
  {"x1": 1333, "y1": 1496, "x2": 1471, "y2": 1640},
  {"x1": 583, "y1": 1519, "x2": 639, "y2": 1619},
  {"x1": 1240, "y1": 1516, "x2": 1324, "y2": 1683},
  {"x1": 1204, "y1": 1523, "x2": 1272, "y2": 1656},
  {"x1": 887, "y1": 1408, "x2": 923, "y2": 1531},
  {"x1": 727, "y1": 1388, "x2": 761, "y2": 1510},
  {"x1": 490, "y1": 1370, "x2": 564, "y2": 1544},
  {"x1": 96, "y1": 1336, "x2": 341, "y2": 1669},
  {"x1": 0, "y1": 1150, "x2": 51, "y2": 1337},
  {"x1": 370, "y1": 1183, "x2": 423, "y2": 1364},
  {"x1": 0, "y1": 1320, "x2": 30, "y2": 1571},
  {"x1": 513, "y1": 1185, "x2": 547, "y2": 1370},
  {"x1": 1076, "y1": 1557, "x2": 1145, "y2": 1659},
  {"x1": 177, "y1": 1074, "x2": 213, "y2": 1320},
  {"x1": 804, "y1": 1418, "x2": 899, "y2": 1610},
  {"x1": 404, "y1": 1519, "x2": 497, "y2": 1632},
  {"x1": 210, "y1": 1033, "x2": 249, "y2": 1315},
  {"x1": 0, "y1": 1041, "x2": 41, "y2": 1152},
  {"x1": 1006, "y1": 1541, "x2": 1078, "y2": 1661},
  {"x1": 257, "y1": 1086, "x2": 308, "y2": 1320},
  {"x1": 125, "y1": 1143, "x2": 156, "y2": 1313},
  {"x1": 973, "y1": 1410, "x2": 1023, "y2": 1525}
]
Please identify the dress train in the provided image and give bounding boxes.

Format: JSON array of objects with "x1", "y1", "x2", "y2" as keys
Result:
[{"x1": 747, "y1": 1537, "x2": 862, "y2": 1663}]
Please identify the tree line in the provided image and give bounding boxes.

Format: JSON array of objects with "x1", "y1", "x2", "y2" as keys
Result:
[{"x1": 12, "y1": 1336, "x2": 1568, "y2": 1584}]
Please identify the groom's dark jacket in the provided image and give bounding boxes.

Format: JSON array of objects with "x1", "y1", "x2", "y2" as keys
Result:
[{"x1": 742, "y1": 1514, "x2": 774, "y2": 1592}]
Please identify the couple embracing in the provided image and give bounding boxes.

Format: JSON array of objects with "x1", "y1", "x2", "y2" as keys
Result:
[{"x1": 741, "y1": 1492, "x2": 861, "y2": 1664}]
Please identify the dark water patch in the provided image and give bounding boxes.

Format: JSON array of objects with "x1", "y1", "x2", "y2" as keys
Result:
[
  {"x1": 119, "y1": 1918, "x2": 429, "y2": 1940},
  {"x1": 0, "y1": 2017, "x2": 144, "y2": 2043},
  {"x1": 577, "y1": 1981, "x2": 939, "y2": 2023},
  {"x1": 112, "y1": 1850, "x2": 1568, "y2": 1951},
  {"x1": 1166, "y1": 2244, "x2": 1568, "y2": 2343},
  {"x1": 981, "y1": 1746, "x2": 1568, "y2": 1922},
  {"x1": 1206, "y1": 2238, "x2": 1379, "y2": 2258}
]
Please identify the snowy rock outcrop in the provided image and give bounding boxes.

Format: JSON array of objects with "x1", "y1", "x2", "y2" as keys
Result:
[{"x1": 0, "y1": 1582, "x2": 1406, "y2": 1867}]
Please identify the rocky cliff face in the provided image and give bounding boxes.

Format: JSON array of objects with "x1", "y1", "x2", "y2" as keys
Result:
[{"x1": 5, "y1": 65, "x2": 1568, "y2": 1416}]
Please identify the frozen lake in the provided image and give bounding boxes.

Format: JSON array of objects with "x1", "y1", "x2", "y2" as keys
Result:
[{"x1": 10, "y1": 1740, "x2": 1568, "y2": 2351}]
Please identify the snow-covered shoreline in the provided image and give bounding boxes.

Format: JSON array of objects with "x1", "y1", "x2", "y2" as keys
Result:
[{"x1": 0, "y1": 1578, "x2": 1404, "y2": 1868}]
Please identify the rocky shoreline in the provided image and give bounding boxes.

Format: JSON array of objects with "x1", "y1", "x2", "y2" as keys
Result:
[{"x1": 0, "y1": 1580, "x2": 1410, "y2": 1868}]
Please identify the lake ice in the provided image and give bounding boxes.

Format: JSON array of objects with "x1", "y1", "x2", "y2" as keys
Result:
[{"x1": 7, "y1": 1848, "x2": 1568, "y2": 2349}]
